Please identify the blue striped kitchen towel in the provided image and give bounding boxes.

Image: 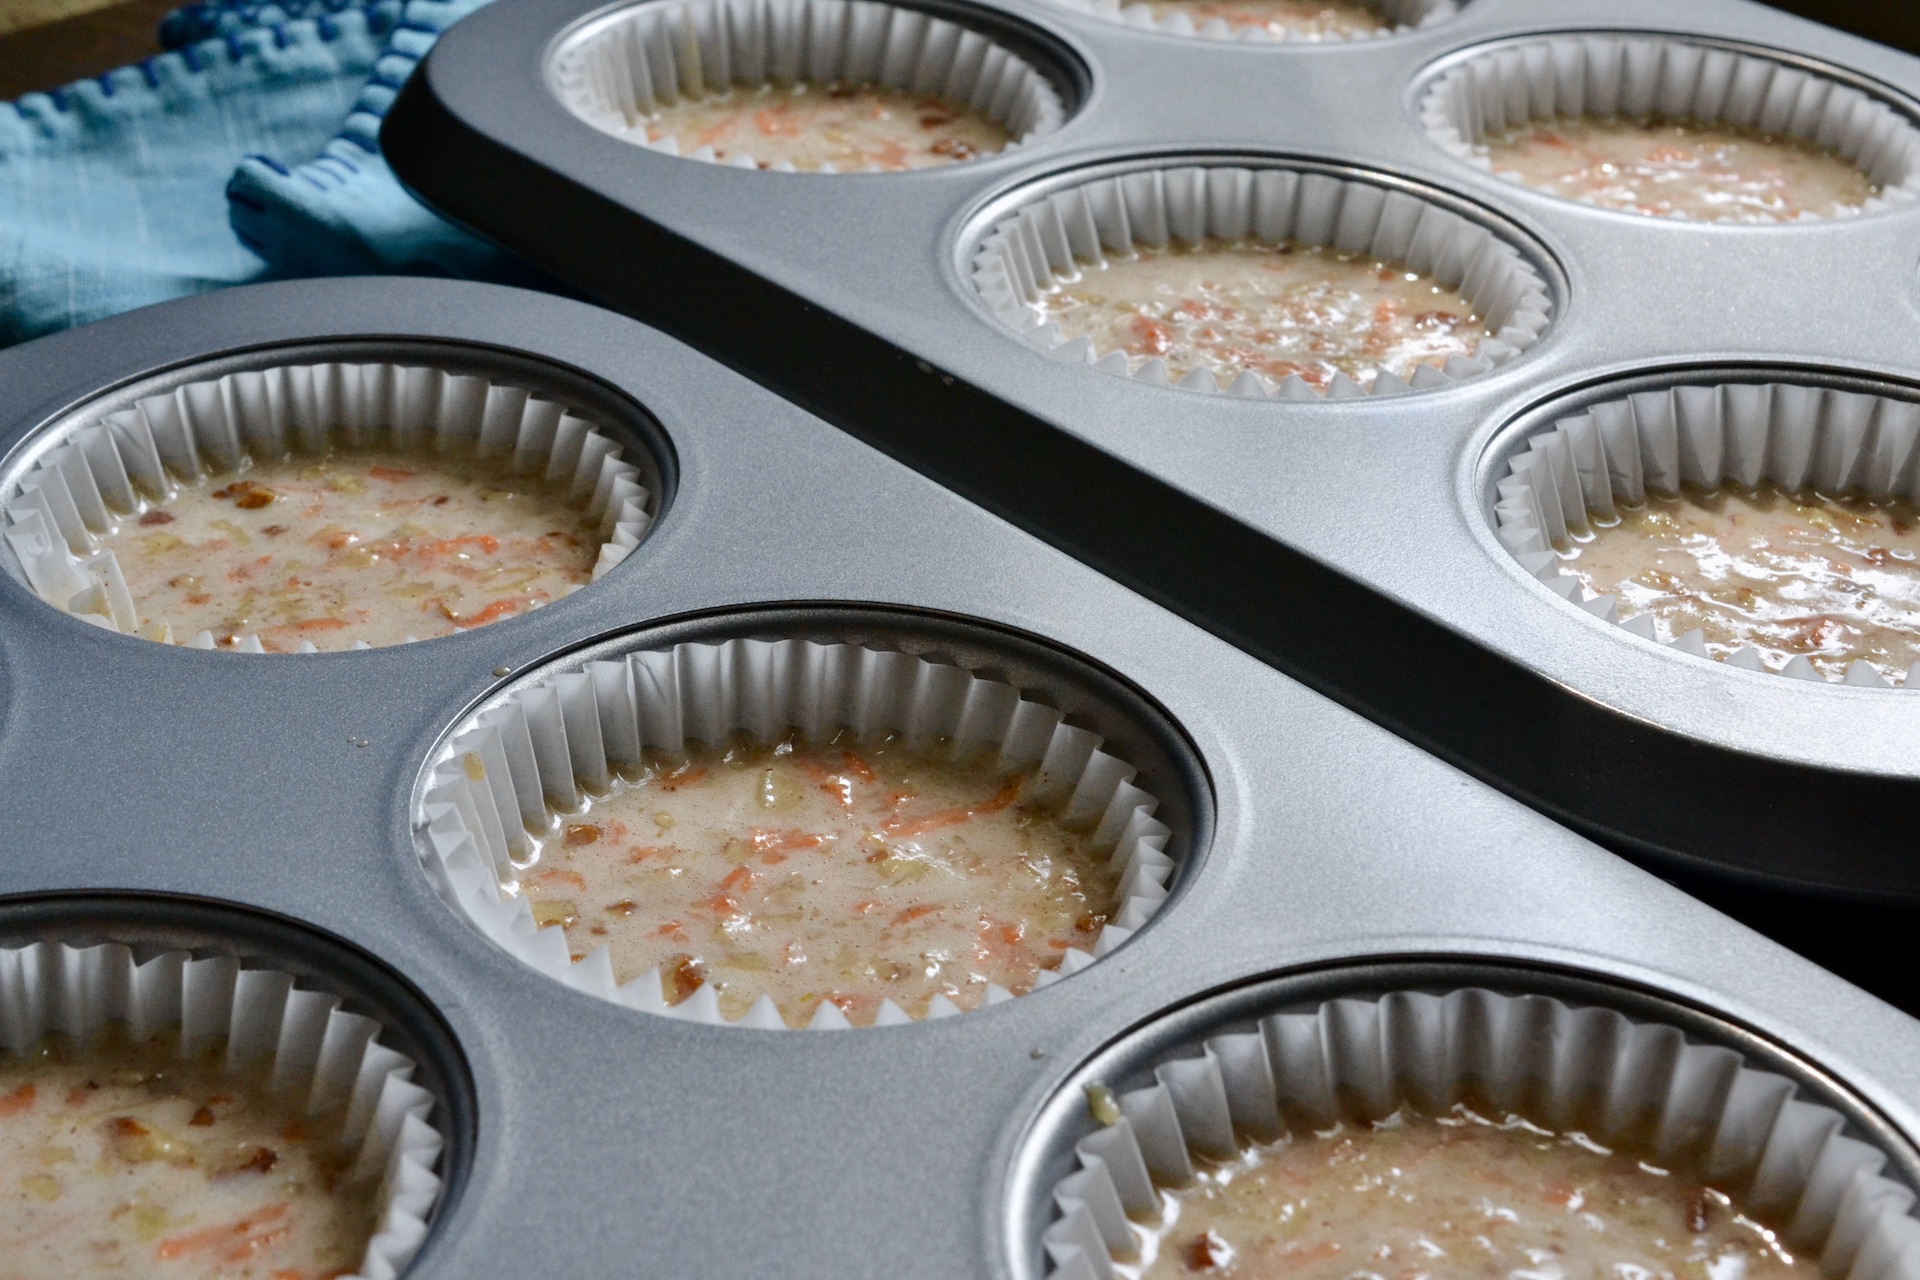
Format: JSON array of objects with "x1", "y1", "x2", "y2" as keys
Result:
[
  {"x1": 225, "y1": 0, "x2": 528, "y2": 280},
  {"x1": 0, "y1": 8, "x2": 387, "y2": 344}
]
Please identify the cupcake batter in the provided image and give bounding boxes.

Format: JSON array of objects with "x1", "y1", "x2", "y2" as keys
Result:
[
  {"x1": 1560, "y1": 483, "x2": 1920, "y2": 684},
  {"x1": 102, "y1": 449, "x2": 601, "y2": 651},
  {"x1": 1028, "y1": 239, "x2": 1488, "y2": 390},
  {"x1": 1143, "y1": 0, "x2": 1387, "y2": 39},
  {"x1": 636, "y1": 81, "x2": 1011, "y2": 170},
  {"x1": 0, "y1": 1031, "x2": 379, "y2": 1279},
  {"x1": 1482, "y1": 117, "x2": 1876, "y2": 222},
  {"x1": 506, "y1": 732, "x2": 1119, "y2": 1026},
  {"x1": 1134, "y1": 1104, "x2": 1811, "y2": 1280}
]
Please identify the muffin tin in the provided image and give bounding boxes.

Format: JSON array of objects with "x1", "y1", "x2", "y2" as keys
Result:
[
  {"x1": 382, "y1": 0, "x2": 1920, "y2": 897},
  {"x1": 4, "y1": 278, "x2": 1920, "y2": 1277}
]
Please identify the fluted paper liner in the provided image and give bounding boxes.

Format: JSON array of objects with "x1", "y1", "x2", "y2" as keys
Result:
[
  {"x1": 0, "y1": 940, "x2": 446, "y2": 1280},
  {"x1": 416, "y1": 637, "x2": 1178, "y2": 1029},
  {"x1": 1047, "y1": 0, "x2": 1453, "y2": 46},
  {"x1": 1493, "y1": 381, "x2": 1920, "y2": 689},
  {"x1": 1042, "y1": 988, "x2": 1920, "y2": 1280},
  {"x1": 0, "y1": 360, "x2": 655, "y2": 652},
  {"x1": 1420, "y1": 34, "x2": 1920, "y2": 218},
  {"x1": 969, "y1": 163, "x2": 1553, "y2": 399},
  {"x1": 548, "y1": 0, "x2": 1066, "y2": 172}
]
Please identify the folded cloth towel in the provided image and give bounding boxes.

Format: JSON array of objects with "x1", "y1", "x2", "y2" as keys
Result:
[
  {"x1": 225, "y1": 0, "x2": 531, "y2": 281},
  {"x1": 0, "y1": 11, "x2": 385, "y2": 345},
  {"x1": 159, "y1": 0, "x2": 397, "y2": 49}
]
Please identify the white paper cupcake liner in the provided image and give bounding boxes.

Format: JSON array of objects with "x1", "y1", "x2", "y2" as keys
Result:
[
  {"x1": 1042, "y1": 988, "x2": 1920, "y2": 1280},
  {"x1": 1419, "y1": 34, "x2": 1920, "y2": 218},
  {"x1": 968, "y1": 163, "x2": 1553, "y2": 399},
  {"x1": 548, "y1": 0, "x2": 1066, "y2": 172},
  {"x1": 1493, "y1": 380, "x2": 1920, "y2": 689},
  {"x1": 1046, "y1": 0, "x2": 1453, "y2": 46},
  {"x1": 415, "y1": 636, "x2": 1178, "y2": 1029},
  {"x1": 0, "y1": 940, "x2": 446, "y2": 1280},
  {"x1": 0, "y1": 360, "x2": 656, "y2": 652}
]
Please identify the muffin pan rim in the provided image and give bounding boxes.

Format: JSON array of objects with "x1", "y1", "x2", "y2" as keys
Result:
[
  {"x1": 949, "y1": 147, "x2": 1571, "y2": 398},
  {"x1": 1001, "y1": 955, "x2": 1920, "y2": 1280},
  {"x1": 1029, "y1": 0, "x2": 1461, "y2": 51},
  {"x1": 405, "y1": 599, "x2": 1216, "y2": 1029},
  {"x1": 541, "y1": 0, "x2": 1100, "y2": 170},
  {"x1": 0, "y1": 889, "x2": 478, "y2": 1280},
  {"x1": 1468, "y1": 359, "x2": 1920, "y2": 694},
  {"x1": 0, "y1": 335, "x2": 679, "y2": 657},
  {"x1": 1406, "y1": 27, "x2": 1920, "y2": 229}
]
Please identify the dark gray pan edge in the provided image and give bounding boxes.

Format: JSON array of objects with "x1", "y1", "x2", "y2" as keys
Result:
[
  {"x1": 381, "y1": 0, "x2": 1920, "y2": 898},
  {"x1": 4, "y1": 278, "x2": 1920, "y2": 1279}
]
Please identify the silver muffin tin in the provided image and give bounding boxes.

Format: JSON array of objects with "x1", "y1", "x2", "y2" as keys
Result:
[
  {"x1": 4, "y1": 279, "x2": 1920, "y2": 1277},
  {"x1": 381, "y1": 0, "x2": 1920, "y2": 897}
]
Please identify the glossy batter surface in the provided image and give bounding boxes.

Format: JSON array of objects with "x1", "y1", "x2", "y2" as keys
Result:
[
  {"x1": 0, "y1": 1032, "x2": 378, "y2": 1280},
  {"x1": 1142, "y1": 0, "x2": 1387, "y2": 38},
  {"x1": 1482, "y1": 117, "x2": 1876, "y2": 222},
  {"x1": 1561, "y1": 484, "x2": 1920, "y2": 684},
  {"x1": 1027, "y1": 240, "x2": 1488, "y2": 390},
  {"x1": 507, "y1": 733, "x2": 1118, "y2": 1026},
  {"x1": 636, "y1": 82, "x2": 1011, "y2": 170},
  {"x1": 103, "y1": 450, "x2": 601, "y2": 651},
  {"x1": 1134, "y1": 1106, "x2": 1809, "y2": 1280}
]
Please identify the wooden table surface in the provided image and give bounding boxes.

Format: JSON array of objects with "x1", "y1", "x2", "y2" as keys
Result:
[{"x1": 0, "y1": 0, "x2": 184, "y2": 100}]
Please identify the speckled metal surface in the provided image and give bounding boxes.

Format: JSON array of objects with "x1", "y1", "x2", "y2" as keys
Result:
[
  {"x1": 381, "y1": 0, "x2": 1920, "y2": 896},
  {"x1": 0, "y1": 280, "x2": 1918, "y2": 1279}
]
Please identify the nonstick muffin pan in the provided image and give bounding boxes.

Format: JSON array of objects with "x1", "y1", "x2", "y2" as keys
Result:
[
  {"x1": 382, "y1": 0, "x2": 1920, "y2": 898},
  {"x1": 4, "y1": 278, "x2": 1920, "y2": 1277}
]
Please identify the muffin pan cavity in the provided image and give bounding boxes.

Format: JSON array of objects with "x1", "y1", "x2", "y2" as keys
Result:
[
  {"x1": 1045, "y1": 0, "x2": 1454, "y2": 46},
  {"x1": 0, "y1": 343, "x2": 663, "y2": 653},
  {"x1": 413, "y1": 607, "x2": 1207, "y2": 1029},
  {"x1": 1418, "y1": 33, "x2": 1920, "y2": 221},
  {"x1": 967, "y1": 158, "x2": 1555, "y2": 399},
  {"x1": 0, "y1": 894, "x2": 469, "y2": 1280},
  {"x1": 1018, "y1": 963, "x2": 1920, "y2": 1280},
  {"x1": 546, "y1": 0, "x2": 1073, "y2": 172},
  {"x1": 1489, "y1": 374, "x2": 1920, "y2": 689}
]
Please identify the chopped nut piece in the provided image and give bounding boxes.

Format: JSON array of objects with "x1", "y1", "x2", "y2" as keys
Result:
[
  {"x1": 667, "y1": 953, "x2": 706, "y2": 1003},
  {"x1": 104, "y1": 1116, "x2": 191, "y2": 1164},
  {"x1": 1085, "y1": 1082, "x2": 1122, "y2": 1127},
  {"x1": 1183, "y1": 1230, "x2": 1232, "y2": 1271}
]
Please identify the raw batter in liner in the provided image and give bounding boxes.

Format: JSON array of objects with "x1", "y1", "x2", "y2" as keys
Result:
[
  {"x1": 1129, "y1": 1103, "x2": 1812, "y2": 1280},
  {"x1": 1027, "y1": 239, "x2": 1489, "y2": 390},
  {"x1": 1482, "y1": 117, "x2": 1876, "y2": 222},
  {"x1": 102, "y1": 449, "x2": 602, "y2": 652},
  {"x1": 505, "y1": 732, "x2": 1119, "y2": 1026},
  {"x1": 1142, "y1": 0, "x2": 1387, "y2": 39},
  {"x1": 0, "y1": 1030, "x2": 378, "y2": 1280},
  {"x1": 1559, "y1": 483, "x2": 1920, "y2": 685},
  {"x1": 635, "y1": 81, "x2": 1011, "y2": 171}
]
